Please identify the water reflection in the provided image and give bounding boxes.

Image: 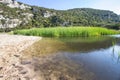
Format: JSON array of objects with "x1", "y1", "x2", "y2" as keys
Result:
[
  {"x1": 22, "y1": 36, "x2": 120, "y2": 80},
  {"x1": 111, "y1": 45, "x2": 120, "y2": 64},
  {"x1": 117, "y1": 55, "x2": 120, "y2": 63},
  {"x1": 62, "y1": 37, "x2": 113, "y2": 52},
  {"x1": 23, "y1": 36, "x2": 114, "y2": 57}
]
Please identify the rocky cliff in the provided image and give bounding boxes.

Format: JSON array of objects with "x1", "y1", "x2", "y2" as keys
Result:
[
  {"x1": 0, "y1": 0, "x2": 30, "y2": 9},
  {"x1": 0, "y1": 0, "x2": 33, "y2": 31}
]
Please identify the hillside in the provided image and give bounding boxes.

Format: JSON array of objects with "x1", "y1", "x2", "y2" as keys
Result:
[{"x1": 0, "y1": 0, "x2": 120, "y2": 31}]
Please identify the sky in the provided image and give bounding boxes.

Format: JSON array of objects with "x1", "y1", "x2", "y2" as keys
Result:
[{"x1": 16, "y1": 0, "x2": 120, "y2": 14}]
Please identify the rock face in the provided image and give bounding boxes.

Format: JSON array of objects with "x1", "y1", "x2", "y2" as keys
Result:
[
  {"x1": 0, "y1": 0, "x2": 30, "y2": 9},
  {"x1": 43, "y1": 11, "x2": 56, "y2": 18},
  {"x1": 0, "y1": 0, "x2": 33, "y2": 29},
  {"x1": 0, "y1": 0, "x2": 12, "y2": 4},
  {"x1": 0, "y1": 18, "x2": 21, "y2": 28}
]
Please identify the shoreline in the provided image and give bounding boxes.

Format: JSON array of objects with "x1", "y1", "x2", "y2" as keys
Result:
[{"x1": 0, "y1": 34, "x2": 42, "y2": 80}]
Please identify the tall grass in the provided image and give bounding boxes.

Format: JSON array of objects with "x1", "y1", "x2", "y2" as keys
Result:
[{"x1": 14, "y1": 27, "x2": 119, "y2": 37}]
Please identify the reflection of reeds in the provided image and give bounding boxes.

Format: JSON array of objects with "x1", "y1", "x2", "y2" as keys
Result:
[
  {"x1": 112, "y1": 47, "x2": 115, "y2": 58},
  {"x1": 117, "y1": 51, "x2": 120, "y2": 63},
  {"x1": 112, "y1": 41, "x2": 116, "y2": 46},
  {"x1": 112, "y1": 40, "x2": 120, "y2": 63},
  {"x1": 112, "y1": 41, "x2": 116, "y2": 59}
]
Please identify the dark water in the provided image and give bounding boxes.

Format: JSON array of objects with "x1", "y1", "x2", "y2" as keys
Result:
[{"x1": 23, "y1": 36, "x2": 120, "y2": 80}]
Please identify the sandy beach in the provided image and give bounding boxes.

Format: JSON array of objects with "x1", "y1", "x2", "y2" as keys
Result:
[{"x1": 0, "y1": 34, "x2": 42, "y2": 80}]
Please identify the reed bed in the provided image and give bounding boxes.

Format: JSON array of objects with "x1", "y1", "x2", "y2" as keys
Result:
[{"x1": 14, "y1": 27, "x2": 119, "y2": 37}]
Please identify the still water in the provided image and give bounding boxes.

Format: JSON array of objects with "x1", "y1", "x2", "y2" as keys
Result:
[{"x1": 23, "y1": 36, "x2": 120, "y2": 80}]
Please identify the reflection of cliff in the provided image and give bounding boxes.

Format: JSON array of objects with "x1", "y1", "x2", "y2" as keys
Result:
[
  {"x1": 65, "y1": 39, "x2": 112, "y2": 52},
  {"x1": 60, "y1": 37, "x2": 114, "y2": 52},
  {"x1": 22, "y1": 37, "x2": 117, "y2": 57}
]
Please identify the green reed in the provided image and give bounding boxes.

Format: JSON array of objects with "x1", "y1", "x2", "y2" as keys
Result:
[{"x1": 14, "y1": 27, "x2": 119, "y2": 37}]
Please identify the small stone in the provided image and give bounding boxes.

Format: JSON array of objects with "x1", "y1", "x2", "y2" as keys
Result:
[
  {"x1": 15, "y1": 66, "x2": 23, "y2": 71},
  {"x1": 18, "y1": 78, "x2": 21, "y2": 80},
  {"x1": 0, "y1": 67, "x2": 3, "y2": 70},
  {"x1": 0, "y1": 75, "x2": 3, "y2": 78},
  {"x1": 12, "y1": 64, "x2": 15, "y2": 66},
  {"x1": 21, "y1": 61, "x2": 31, "y2": 65},
  {"x1": 14, "y1": 55, "x2": 20, "y2": 57},
  {"x1": 20, "y1": 70, "x2": 28, "y2": 74},
  {"x1": 24, "y1": 77, "x2": 30, "y2": 80}
]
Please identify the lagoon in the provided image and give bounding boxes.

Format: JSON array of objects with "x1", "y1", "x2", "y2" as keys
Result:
[{"x1": 22, "y1": 36, "x2": 120, "y2": 80}]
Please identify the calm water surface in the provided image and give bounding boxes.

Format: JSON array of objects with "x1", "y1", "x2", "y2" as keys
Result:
[{"x1": 23, "y1": 36, "x2": 120, "y2": 80}]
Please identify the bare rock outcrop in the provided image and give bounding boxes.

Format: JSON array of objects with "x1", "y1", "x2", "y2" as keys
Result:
[{"x1": 0, "y1": 0, "x2": 31, "y2": 9}]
